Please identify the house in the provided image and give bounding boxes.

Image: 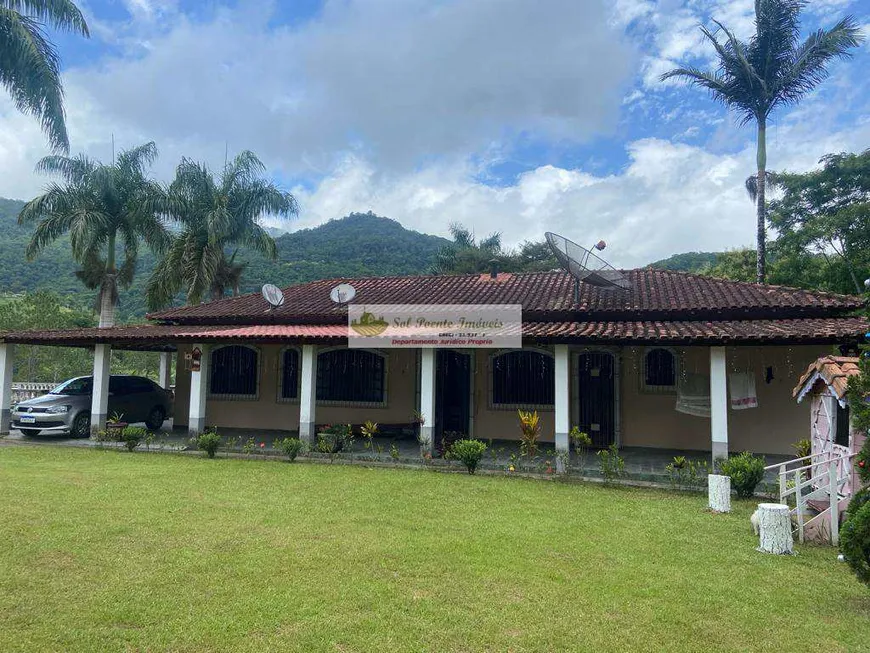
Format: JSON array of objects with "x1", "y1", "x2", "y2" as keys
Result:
[
  {"x1": 793, "y1": 355, "x2": 866, "y2": 497},
  {"x1": 0, "y1": 269, "x2": 866, "y2": 461}
]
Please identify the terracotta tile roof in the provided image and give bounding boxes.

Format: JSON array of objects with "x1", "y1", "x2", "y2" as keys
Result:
[
  {"x1": 2, "y1": 316, "x2": 866, "y2": 348},
  {"x1": 793, "y1": 355, "x2": 862, "y2": 401},
  {"x1": 147, "y1": 269, "x2": 864, "y2": 326}
]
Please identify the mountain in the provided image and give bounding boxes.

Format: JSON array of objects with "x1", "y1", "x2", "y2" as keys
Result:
[
  {"x1": 0, "y1": 201, "x2": 449, "y2": 320},
  {"x1": 647, "y1": 251, "x2": 719, "y2": 272}
]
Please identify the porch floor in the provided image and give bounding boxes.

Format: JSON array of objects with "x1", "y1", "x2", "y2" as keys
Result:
[{"x1": 4, "y1": 423, "x2": 788, "y2": 486}]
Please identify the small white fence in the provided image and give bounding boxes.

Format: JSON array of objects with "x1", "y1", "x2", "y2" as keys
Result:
[
  {"x1": 11, "y1": 383, "x2": 56, "y2": 404},
  {"x1": 765, "y1": 450, "x2": 854, "y2": 546}
]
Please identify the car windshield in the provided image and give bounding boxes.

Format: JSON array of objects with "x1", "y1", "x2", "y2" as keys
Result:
[{"x1": 50, "y1": 377, "x2": 92, "y2": 396}]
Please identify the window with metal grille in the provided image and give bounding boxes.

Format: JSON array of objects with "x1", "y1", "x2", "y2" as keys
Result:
[
  {"x1": 210, "y1": 346, "x2": 258, "y2": 398},
  {"x1": 643, "y1": 348, "x2": 676, "y2": 392},
  {"x1": 491, "y1": 350, "x2": 554, "y2": 407},
  {"x1": 836, "y1": 403, "x2": 850, "y2": 447},
  {"x1": 280, "y1": 348, "x2": 300, "y2": 400},
  {"x1": 317, "y1": 349, "x2": 385, "y2": 403}
]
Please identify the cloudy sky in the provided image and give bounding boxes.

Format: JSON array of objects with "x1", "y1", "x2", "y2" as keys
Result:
[{"x1": 1, "y1": 0, "x2": 868, "y2": 267}]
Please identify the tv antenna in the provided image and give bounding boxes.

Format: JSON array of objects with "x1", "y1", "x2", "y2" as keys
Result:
[
  {"x1": 545, "y1": 232, "x2": 631, "y2": 303},
  {"x1": 329, "y1": 283, "x2": 357, "y2": 304},
  {"x1": 261, "y1": 283, "x2": 285, "y2": 310}
]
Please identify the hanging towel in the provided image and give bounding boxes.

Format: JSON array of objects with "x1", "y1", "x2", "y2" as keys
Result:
[
  {"x1": 729, "y1": 372, "x2": 758, "y2": 410},
  {"x1": 675, "y1": 373, "x2": 710, "y2": 417}
]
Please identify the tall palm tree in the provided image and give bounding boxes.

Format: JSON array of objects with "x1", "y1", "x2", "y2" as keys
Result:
[
  {"x1": 0, "y1": 0, "x2": 89, "y2": 152},
  {"x1": 18, "y1": 142, "x2": 169, "y2": 327},
  {"x1": 662, "y1": 0, "x2": 863, "y2": 283},
  {"x1": 146, "y1": 151, "x2": 297, "y2": 308}
]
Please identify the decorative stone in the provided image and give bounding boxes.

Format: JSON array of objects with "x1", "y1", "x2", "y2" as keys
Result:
[
  {"x1": 757, "y1": 503, "x2": 794, "y2": 555},
  {"x1": 708, "y1": 474, "x2": 731, "y2": 513}
]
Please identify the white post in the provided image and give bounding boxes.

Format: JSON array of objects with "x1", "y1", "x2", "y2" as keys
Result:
[
  {"x1": 158, "y1": 352, "x2": 172, "y2": 389},
  {"x1": 710, "y1": 346, "x2": 729, "y2": 464},
  {"x1": 419, "y1": 347, "x2": 436, "y2": 455},
  {"x1": 299, "y1": 344, "x2": 318, "y2": 446},
  {"x1": 90, "y1": 344, "x2": 111, "y2": 435},
  {"x1": 829, "y1": 460, "x2": 839, "y2": 547},
  {"x1": 757, "y1": 503, "x2": 794, "y2": 555},
  {"x1": 708, "y1": 474, "x2": 732, "y2": 513},
  {"x1": 0, "y1": 343, "x2": 15, "y2": 435},
  {"x1": 187, "y1": 344, "x2": 209, "y2": 437},
  {"x1": 554, "y1": 344, "x2": 570, "y2": 472}
]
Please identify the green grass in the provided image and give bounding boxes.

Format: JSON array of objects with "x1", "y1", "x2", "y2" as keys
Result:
[{"x1": 0, "y1": 445, "x2": 868, "y2": 652}]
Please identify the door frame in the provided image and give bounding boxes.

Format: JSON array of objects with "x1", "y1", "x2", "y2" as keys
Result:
[
  {"x1": 571, "y1": 347, "x2": 621, "y2": 448},
  {"x1": 421, "y1": 349, "x2": 475, "y2": 440}
]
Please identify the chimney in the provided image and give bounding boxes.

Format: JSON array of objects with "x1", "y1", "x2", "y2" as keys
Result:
[{"x1": 488, "y1": 258, "x2": 500, "y2": 280}]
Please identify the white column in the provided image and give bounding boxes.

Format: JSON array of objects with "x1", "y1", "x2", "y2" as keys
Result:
[
  {"x1": 0, "y1": 344, "x2": 15, "y2": 435},
  {"x1": 419, "y1": 347, "x2": 436, "y2": 454},
  {"x1": 158, "y1": 352, "x2": 172, "y2": 389},
  {"x1": 299, "y1": 344, "x2": 318, "y2": 445},
  {"x1": 187, "y1": 344, "x2": 210, "y2": 436},
  {"x1": 91, "y1": 344, "x2": 111, "y2": 435},
  {"x1": 554, "y1": 345, "x2": 570, "y2": 471},
  {"x1": 710, "y1": 346, "x2": 729, "y2": 463}
]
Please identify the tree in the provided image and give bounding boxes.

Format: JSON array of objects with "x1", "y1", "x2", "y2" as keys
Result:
[
  {"x1": 432, "y1": 223, "x2": 506, "y2": 274},
  {"x1": 146, "y1": 151, "x2": 297, "y2": 309},
  {"x1": 0, "y1": 0, "x2": 89, "y2": 152},
  {"x1": 767, "y1": 150, "x2": 870, "y2": 293},
  {"x1": 18, "y1": 142, "x2": 169, "y2": 327},
  {"x1": 662, "y1": 0, "x2": 863, "y2": 284}
]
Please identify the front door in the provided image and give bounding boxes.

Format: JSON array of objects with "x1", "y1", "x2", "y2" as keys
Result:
[
  {"x1": 576, "y1": 351, "x2": 616, "y2": 448},
  {"x1": 435, "y1": 350, "x2": 471, "y2": 451}
]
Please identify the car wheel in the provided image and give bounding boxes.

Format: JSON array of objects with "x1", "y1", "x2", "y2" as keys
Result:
[
  {"x1": 71, "y1": 412, "x2": 91, "y2": 438},
  {"x1": 19, "y1": 428, "x2": 41, "y2": 436},
  {"x1": 145, "y1": 406, "x2": 165, "y2": 431}
]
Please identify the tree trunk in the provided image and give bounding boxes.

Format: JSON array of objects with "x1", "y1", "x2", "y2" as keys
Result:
[
  {"x1": 755, "y1": 118, "x2": 767, "y2": 284},
  {"x1": 757, "y1": 503, "x2": 793, "y2": 555},
  {"x1": 98, "y1": 231, "x2": 117, "y2": 329}
]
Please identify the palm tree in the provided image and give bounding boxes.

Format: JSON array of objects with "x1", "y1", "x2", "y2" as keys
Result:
[
  {"x1": 146, "y1": 151, "x2": 297, "y2": 308},
  {"x1": 661, "y1": 0, "x2": 863, "y2": 283},
  {"x1": 432, "y1": 223, "x2": 505, "y2": 274},
  {"x1": 0, "y1": 0, "x2": 90, "y2": 152},
  {"x1": 18, "y1": 142, "x2": 170, "y2": 327}
]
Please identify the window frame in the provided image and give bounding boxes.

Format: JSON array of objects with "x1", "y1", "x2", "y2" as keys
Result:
[
  {"x1": 315, "y1": 347, "x2": 389, "y2": 407},
  {"x1": 277, "y1": 346, "x2": 301, "y2": 404},
  {"x1": 488, "y1": 347, "x2": 555, "y2": 411},
  {"x1": 640, "y1": 347, "x2": 678, "y2": 394},
  {"x1": 208, "y1": 344, "x2": 261, "y2": 401}
]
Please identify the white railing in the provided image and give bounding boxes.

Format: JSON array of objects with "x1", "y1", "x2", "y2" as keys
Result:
[
  {"x1": 765, "y1": 450, "x2": 855, "y2": 546},
  {"x1": 11, "y1": 382, "x2": 56, "y2": 403}
]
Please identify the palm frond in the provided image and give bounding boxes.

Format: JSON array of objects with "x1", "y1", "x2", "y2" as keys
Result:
[
  {"x1": 0, "y1": 9, "x2": 68, "y2": 151},
  {"x1": 2, "y1": 0, "x2": 89, "y2": 35}
]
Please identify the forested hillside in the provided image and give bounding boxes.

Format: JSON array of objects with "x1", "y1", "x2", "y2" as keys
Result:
[{"x1": 0, "y1": 200, "x2": 449, "y2": 319}]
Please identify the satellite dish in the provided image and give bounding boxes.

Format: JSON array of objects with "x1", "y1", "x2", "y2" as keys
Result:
[
  {"x1": 330, "y1": 283, "x2": 357, "y2": 304},
  {"x1": 545, "y1": 232, "x2": 631, "y2": 292},
  {"x1": 261, "y1": 283, "x2": 285, "y2": 309}
]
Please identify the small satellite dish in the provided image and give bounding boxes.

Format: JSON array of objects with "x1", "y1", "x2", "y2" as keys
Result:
[
  {"x1": 330, "y1": 283, "x2": 357, "y2": 304},
  {"x1": 261, "y1": 283, "x2": 285, "y2": 309},
  {"x1": 545, "y1": 232, "x2": 631, "y2": 293}
]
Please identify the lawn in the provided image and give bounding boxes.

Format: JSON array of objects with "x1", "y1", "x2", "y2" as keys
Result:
[{"x1": 0, "y1": 445, "x2": 868, "y2": 652}]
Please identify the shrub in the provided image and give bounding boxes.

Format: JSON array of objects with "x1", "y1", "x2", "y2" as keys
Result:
[
  {"x1": 847, "y1": 487, "x2": 870, "y2": 522},
  {"x1": 840, "y1": 502, "x2": 870, "y2": 587},
  {"x1": 276, "y1": 437, "x2": 304, "y2": 462},
  {"x1": 718, "y1": 451, "x2": 765, "y2": 499},
  {"x1": 438, "y1": 430, "x2": 463, "y2": 458},
  {"x1": 317, "y1": 424, "x2": 353, "y2": 455},
  {"x1": 665, "y1": 456, "x2": 710, "y2": 491},
  {"x1": 195, "y1": 429, "x2": 223, "y2": 459},
  {"x1": 360, "y1": 421, "x2": 379, "y2": 453},
  {"x1": 517, "y1": 409, "x2": 541, "y2": 458},
  {"x1": 792, "y1": 438, "x2": 811, "y2": 460},
  {"x1": 856, "y1": 437, "x2": 870, "y2": 485},
  {"x1": 597, "y1": 443, "x2": 626, "y2": 484},
  {"x1": 570, "y1": 427, "x2": 592, "y2": 473},
  {"x1": 120, "y1": 426, "x2": 148, "y2": 452},
  {"x1": 448, "y1": 439, "x2": 487, "y2": 474}
]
